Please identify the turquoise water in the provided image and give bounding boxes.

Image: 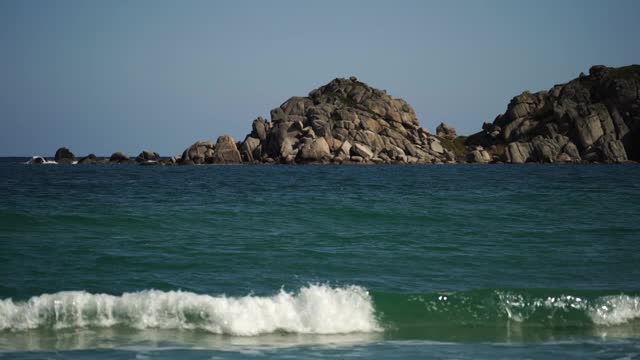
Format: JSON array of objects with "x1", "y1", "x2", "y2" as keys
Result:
[{"x1": 1, "y1": 160, "x2": 640, "y2": 358}]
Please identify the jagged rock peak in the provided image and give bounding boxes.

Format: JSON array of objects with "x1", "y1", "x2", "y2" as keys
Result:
[
  {"x1": 239, "y1": 77, "x2": 457, "y2": 165},
  {"x1": 270, "y1": 77, "x2": 420, "y2": 129},
  {"x1": 308, "y1": 76, "x2": 387, "y2": 102}
]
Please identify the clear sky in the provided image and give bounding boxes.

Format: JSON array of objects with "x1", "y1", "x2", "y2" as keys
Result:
[{"x1": 1, "y1": 0, "x2": 638, "y2": 156}]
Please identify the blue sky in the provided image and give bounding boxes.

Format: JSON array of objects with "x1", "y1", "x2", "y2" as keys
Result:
[{"x1": 1, "y1": 0, "x2": 638, "y2": 156}]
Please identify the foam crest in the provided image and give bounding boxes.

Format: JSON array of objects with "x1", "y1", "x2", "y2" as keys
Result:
[
  {"x1": 498, "y1": 293, "x2": 589, "y2": 322},
  {"x1": 0, "y1": 285, "x2": 381, "y2": 335},
  {"x1": 589, "y1": 295, "x2": 640, "y2": 325},
  {"x1": 498, "y1": 292, "x2": 640, "y2": 326},
  {"x1": 24, "y1": 156, "x2": 58, "y2": 165}
]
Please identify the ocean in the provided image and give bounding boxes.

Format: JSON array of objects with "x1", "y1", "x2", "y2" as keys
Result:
[{"x1": 1, "y1": 159, "x2": 639, "y2": 359}]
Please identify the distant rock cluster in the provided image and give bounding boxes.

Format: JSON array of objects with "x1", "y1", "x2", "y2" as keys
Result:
[
  {"x1": 27, "y1": 148, "x2": 172, "y2": 166},
  {"x1": 31, "y1": 76, "x2": 458, "y2": 166},
  {"x1": 30, "y1": 65, "x2": 639, "y2": 166}
]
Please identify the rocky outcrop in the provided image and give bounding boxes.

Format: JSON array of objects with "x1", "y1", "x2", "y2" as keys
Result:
[
  {"x1": 136, "y1": 150, "x2": 160, "y2": 163},
  {"x1": 467, "y1": 146, "x2": 492, "y2": 164},
  {"x1": 109, "y1": 152, "x2": 130, "y2": 163},
  {"x1": 54, "y1": 147, "x2": 75, "y2": 164},
  {"x1": 299, "y1": 137, "x2": 331, "y2": 162},
  {"x1": 467, "y1": 65, "x2": 640, "y2": 163},
  {"x1": 238, "y1": 76, "x2": 455, "y2": 164},
  {"x1": 181, "y1": 141, "x2": 215, "y2": 164},
  {"x1": 26, "y1": 156, "x2": 47, "y2": 164},
  {"x1": 436, "y1": 123, "x2": 457, "y2": 138},
  {"x1": 39, "y1": 65, "x2": 639, "y2": 166},
  {"x1": 212, "y1": 135, "x2": 242, "y2": 164},
  {"x1": 160, "y1": 156, "x2": 178, "y2": 166},
  {"x1": 77, "y1": 154, "x2": 98, "y2": 164},
  {"x1": 179, "y1": 135, "x2": 242, "y2": 164}
]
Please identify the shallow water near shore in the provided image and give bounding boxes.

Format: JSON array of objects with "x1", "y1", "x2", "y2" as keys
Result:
[{"x1": 1, "y1": 159, "x2": 640, "y2": 358}]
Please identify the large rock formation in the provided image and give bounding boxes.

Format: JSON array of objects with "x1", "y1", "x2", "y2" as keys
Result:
[
  {"x1": 467, "y1": 65, "x2": 640, "y2": 163},
  {"x1": 238, "y1": 76, "x2": 455, "y2": 164},
  {"x1": 39, "y1": 65, "x2": 639, "y2": 166}
]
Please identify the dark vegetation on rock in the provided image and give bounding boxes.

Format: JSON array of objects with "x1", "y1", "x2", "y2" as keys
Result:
[{"x1": 37, "y1": 65, "x2": 638, "y2": 165}]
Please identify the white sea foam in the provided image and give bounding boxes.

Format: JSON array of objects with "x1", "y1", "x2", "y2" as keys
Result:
[
  {"x1": 498, "y1": 292, "x2": 640, "y2": 326},
  {"x1": 0, "y1": 285, "x2": 381, "y2": 335},
  {"x1": 24, "y1": 156, "x2": 57, "y2": 165},
  {"x1": 589, "y1": 295, "x2": 640, "y2": 326}
]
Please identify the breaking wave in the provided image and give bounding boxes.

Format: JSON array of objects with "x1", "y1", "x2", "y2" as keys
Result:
[
  {"x1": 2, "y1": 286, "x2": 639, "y2": 336},
  {"x1": 0, "y1": 284, "x2": 380, "y2": 335}
]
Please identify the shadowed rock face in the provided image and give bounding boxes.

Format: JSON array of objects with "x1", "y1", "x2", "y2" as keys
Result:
[
  {"x1": 467, "y1": 65, "x2": 640, "y2": 163},
  {"x1": 77, "y1": 154, "x2": 97, "y2": 164},
  {"x1": 54, "y1": 147, "x2": 75, "y2": 164},
  {"x1": 238, "y1": 76, "x2": 456, "y2": 164},
  {"x1": 136, "y1": 150, "x2": 160, "y2": 162},
  {"x1": 109, "y1": 152, "x2": 130, "y2": 163}
]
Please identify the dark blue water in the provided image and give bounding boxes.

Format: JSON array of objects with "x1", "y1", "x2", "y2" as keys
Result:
[{"x1": 1, "y1": 159, "x2": 640, "y2": 358}]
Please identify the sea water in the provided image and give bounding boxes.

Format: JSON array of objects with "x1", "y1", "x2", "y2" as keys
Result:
[{"x1": 1, "y1": 160, "x2": 639, "y2": 359}]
